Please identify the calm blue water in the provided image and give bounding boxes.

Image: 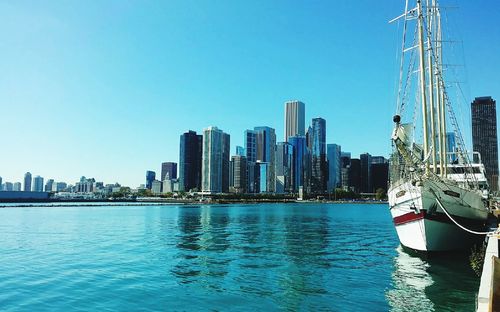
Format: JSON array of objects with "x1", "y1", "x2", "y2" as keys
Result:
[{"x1": 0, "y1": 203, "x2": 479, "y2": 311}]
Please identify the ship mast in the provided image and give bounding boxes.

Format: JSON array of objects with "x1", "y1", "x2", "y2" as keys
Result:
[
  {"x1": 417, "y1": 0, "x2": 430, "y2": 175},
  {"x1": 426, "y1": 0, "x2": 437, "y2": 173},
  {"x1": 437, "y1": 5, "x2": 447, "y2": 177}
]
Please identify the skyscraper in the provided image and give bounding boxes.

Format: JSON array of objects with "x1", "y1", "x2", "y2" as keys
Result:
[
  {"x1": 4, "y1": 182, "x2": 13, "y2": 191},
  {"x1": 45, "y1": 179, "x2": 54, "y2": 192},
  {"x1": 146, "y1": 171, "x2": 156, "y2": 190},
  {"x1": 288, "y1": 135, "x2": 307, "y2": 192},
  {"x1": 256, "y1": 162, "x2": 269, "y2": 193},
  {"x1": 24, "y1": 172, "x2": 32, "y2": 192},
  {"x1": 244, "y1": 130, "x2": 257, "y2": 163},
  {"x1": 275, "y1": 142, "x2": 294, "y2": 193},
  {"x1": 201, "y1": 126, "x2": 230, "y2": 193},
  {"x1": 349, "y1": 159, "x2": 361, "y2": 193},
  {"x1": 472, "y1": 96, "x2": 499, "y2": 191},
  {"x1": 13, "y1": 182, "x2": 21, "y2": 191},
  {"x1": 161, "y1": 162, "x2": 178, "y2": 181},
  {"x1": 446, "y1": 132, "x2": 457, "y2": 163},
  {"x1": 285, "y1": 100, "x2": 305, "y2": 142},
  {"x1": 371, "y1": 157, "x2": 389, "y2": 193},
  {"x1": 230, "y1": 155, "x2": 247, "y2": 193},
  {"x1": 179, "y1": 130, "x2": 203, "y2": 192},
  {"x1": 341, "y1": 152, "x2": 351, "y2": 190},
  {"x1": 236, "y1": 146, "x2": 245, "y2": 156},
  {"x1": 327, "y1": 144, "x2": 341, "y2": 192},
  {"x1": 360, "y1": 153, "x2": 372, "y2": 193},
  {"x1": 254, "y1": 126, "x2": 276, "y2": 193},
  {"x1": 33, "y1": 176, "x2": 44, "y2": 192},
  {"x1": 310, "y1": 118, "x2": 327, "y2": 194}
]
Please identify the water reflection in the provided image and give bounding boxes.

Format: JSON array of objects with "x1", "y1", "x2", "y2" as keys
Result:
[
  {"x1": 386, "y1": 247, "x2": 434, "y2": 311},
  {"x1": 172, "y1": 206, "x2": 231, "y2": 290},
  {"x1": 387, "y1": 246, "x2": 479, "y2": 312}
]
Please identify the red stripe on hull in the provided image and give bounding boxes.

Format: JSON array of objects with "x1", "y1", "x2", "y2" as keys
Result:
[{"x1": 393, "y1": 211, "x2": 425, "y2": 225}]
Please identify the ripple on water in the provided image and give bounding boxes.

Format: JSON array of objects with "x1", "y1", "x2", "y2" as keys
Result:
[{"x1": 0, "y1": 203, "x2": 479, "y2": 311}]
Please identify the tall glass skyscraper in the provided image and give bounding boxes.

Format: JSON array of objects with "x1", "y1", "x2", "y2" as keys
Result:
[
  {"x1": 179, "y1": 130, "x2": 202, "y2": 192},
  {"x1": 202, "y1": 126, "x2": 230, "y2": 193},
  {"x1": 341, "y1": 152, "x2": 351, "y2": 190},
  {"x1": 257, "y1": 161, "x2": 269, "y2": 193},
  {"x1": 446, "y1": 132, "x2": 457, "y2": 163},
  {"x1": 244, "y1": 130, "x2": 257, "y2": 163},
  {"x1": 276, "y1": 142, "x2": 294, "y2": 193},
  {"x1": 288, "y1": 135, "x2": 307, "y2": 192},
  {"x1": 23, "y1": 172, "x2": 32, "y2": 192},
  {"x1": 360, "y1": 153, "x2": 372, "y2": 193},
  {"x1": 254, "y1": 126, "x2": 276, "y2": 193},
  {"x1": 161, "y1": 162, "x2": 177, "y2": 181},
  {"x1": 285, "y1": 100, "x2": 305, "y2": 142},
  {"x1": 236, "y1": 146, "x2": 245, "y2": 156},
  {"x1": 472, "y1": 96, "x2": 499, "y2": 191},
  {"x1": 327, "y1": 144, "x2": 341, "y2": 192},
  {"x1": 310, "y1": 118, "x2": 327, "y2": 194},
  {"x1": 145, "y1": 171, "x2": 156, "y2": 190}
]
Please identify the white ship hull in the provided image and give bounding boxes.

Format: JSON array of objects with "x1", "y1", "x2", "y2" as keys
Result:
[{"x1": 388, "y1": 180, "x2": 488, "y2": 252}]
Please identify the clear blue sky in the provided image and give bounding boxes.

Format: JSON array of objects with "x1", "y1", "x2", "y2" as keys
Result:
[{"x1": 1, "y1": 0, "x2": 499, "y2": 187}]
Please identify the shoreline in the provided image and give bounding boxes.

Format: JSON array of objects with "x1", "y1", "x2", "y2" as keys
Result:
[{"x1": 0, "y1": 199, "x2": 388, "y2": 208}]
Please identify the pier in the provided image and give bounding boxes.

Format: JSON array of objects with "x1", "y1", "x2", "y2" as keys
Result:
[{"x1": 477, "y1": 209, "x2": 500, "y2": 312}]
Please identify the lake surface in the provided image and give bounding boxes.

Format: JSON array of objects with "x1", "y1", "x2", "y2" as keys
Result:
[{"x1": 0, "y1": 203, "x2": 479, "y2": 311}]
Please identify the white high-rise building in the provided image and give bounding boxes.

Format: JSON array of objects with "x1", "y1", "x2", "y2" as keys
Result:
[
  {"x1": 201, "y1": 126, "x2": 230, "y2": 193},
  {"x1": 284, "y1": 100, "x2": 305, "y2": 142}
]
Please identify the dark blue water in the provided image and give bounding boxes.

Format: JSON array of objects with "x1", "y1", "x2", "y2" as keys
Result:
[{"x1": 0, "y1": 203, "x2": 479, "y2": 311}]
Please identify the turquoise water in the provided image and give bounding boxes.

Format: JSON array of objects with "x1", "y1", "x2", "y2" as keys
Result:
[{"x1": 0, "y1": 203, "x2": 479, "y2": 311}]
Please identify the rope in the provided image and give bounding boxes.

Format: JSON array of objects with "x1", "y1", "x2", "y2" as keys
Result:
[{"x1": 432, "y1": 192, "x2": 495, "y2": 236}]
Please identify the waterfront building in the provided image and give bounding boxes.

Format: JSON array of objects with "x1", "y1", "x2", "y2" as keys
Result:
[
  {"x1": 45, "y1": 179, "x2": 54, "y2": 192},
  {"x1": 349, "y1": 159, "x2": 361, "y2": 193},
  {"x1": 288, "y1": 135, "x2": 307, "y2": 192},
  {"x1": 179, "y1": 130, "x2": 202, "y2": 192},
  {"x1": 371, "y1": 157, "x2": 389, "y2": 193},
  {"x1": 446, "y1": 132, "x2": 457, "y2": 163},
  {"x1": 0, "y1": 177, "x2": 2, "y2": 190},
  {"x1": 257, "y1": 161, "x2": 269, "y2": 193},
  {"x1": 76, "y1": 177, "x2": 95, "y2": 193},
  {"x1": 13, "y1": 182, "x2": 21, "y2": 191},
  {"x1": 247, "y1": 161, "x2": 258, "y2": 193},
  {"x1": 310, "y1": 118, "x2": 327, "y2": 194},
  {"x1": 151, "y1": 180, "x2": 162, "y2": 195},
  {"x1": 341, "y1": 152, "x2": 351, "y2": 190},
  {"x1": 33, "y1": 176, "x2": 44, "y2": 192},
  {"x1": 327, "y1": 144, "x2": 341, "y2": 192},
  {"x1": 285, "y1": 100, "x2": 305, "y2": 142},
  {"x1": 146, "y1": 171, "x2": 156, "y2": 190},
  {"x1": 4, "y1": 182, "x2": 13, "y2": 191},
  {"x1": 24, "y1": 172, "x2": 32, "y2": 192},
  {"x1": 201, "y1": 126, "x2": 230, "y2": 193},
  {"x1": 275, "y1": 142, "x2": 294, "y2": 193},
  {"x1": 236, "y1": 146, "x2": 245, "y2": 156},
  {"x1": 230, "y1": 155, "x2": 247, "y2": 193},
  {"x1": 161, "y1": 162, "x2": 177, "y2": 181},
  {"x1": 245, "y1": 130, "x2": 258, "y2": 194},
  {"x1": 53, "y1": 182, "x2": 67, "y2": 192},
  {"x1": 162, "y1": 179, "x2": 174, "y2": 193},
  {"x1": 360, "y1": 153, "x2": 372, "y2": 193},
  {"x1": 254, "y1": 126, "x2": 276, "y2": 193},
  {"x1": 472, "y1": 96, "x2": 499, "y2": 191}
]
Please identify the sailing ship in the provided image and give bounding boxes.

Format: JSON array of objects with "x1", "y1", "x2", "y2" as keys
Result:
[{"x1": 388, "y1": 0, "x2": 490, "y2": 251}]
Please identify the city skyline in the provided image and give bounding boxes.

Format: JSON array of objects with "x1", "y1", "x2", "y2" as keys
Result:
[{"x1": 1, "y1": 1, "x2": 499, "y2": 186}]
